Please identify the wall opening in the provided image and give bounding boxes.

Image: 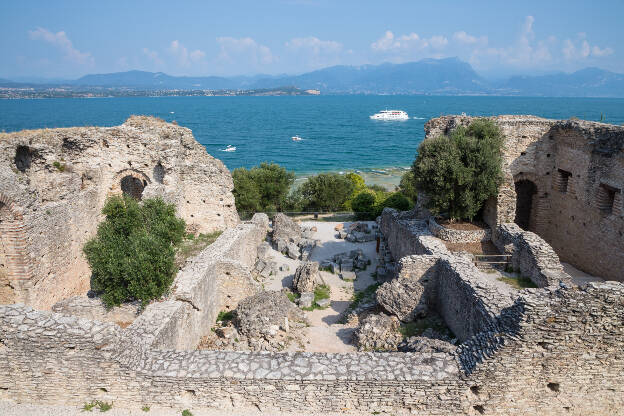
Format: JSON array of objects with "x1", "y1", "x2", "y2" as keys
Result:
[
  {"x1": 514, "y1": 180, "x2": 537, "y2": 231},
  {"x1": 0, "y1": 202, "x2": 16, "y2": 304},
  {"x1": 555, "y1": 169, "x2": 572, "y2": 193},
  {"x1": 14, "y1": 146, "x2": 32, "y2": 172},
  {"x1": 597, "y1": 183, "x2": 619, "y2": 215},
  {"x1": 120, "y1": 176, "x2": 145, "y2": 200},
  {"x1": 153, "y1": 162, "x2": 165, "y2": 184}
]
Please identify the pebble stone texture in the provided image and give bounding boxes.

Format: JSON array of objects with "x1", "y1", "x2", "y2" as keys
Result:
[
  {"x1": 426, "y1": 115, "x2": 624, "y2": 282},
  {"x1": 0, "y1": 116, "x2": 239, "y2": 308}
]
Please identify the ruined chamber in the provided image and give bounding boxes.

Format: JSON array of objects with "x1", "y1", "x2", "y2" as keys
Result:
[{"x1": 0, "y1": 116, "x2": 239, "y2": 309}]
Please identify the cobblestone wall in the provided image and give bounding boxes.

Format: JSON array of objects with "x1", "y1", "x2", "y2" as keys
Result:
[
  {"x1": 428, "y1": 217, "x2": 491, "y2": 243},
  {"x1": 0, "y1": 116, "x2": 240, "y2": 309},
  {"x1": 379, "y1": 208, "x2": 449, "y2": 259}
]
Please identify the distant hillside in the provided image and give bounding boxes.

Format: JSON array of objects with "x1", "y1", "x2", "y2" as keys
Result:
[
  {"x1": 498, "y1": 68, "x2": 624, "y2": 97},
  {"x1": 250, "y1": 58, "x2": 488, "y2": 94},
  {"x1": 3, "y1": 59, "x2": 624, "y2": 97}
]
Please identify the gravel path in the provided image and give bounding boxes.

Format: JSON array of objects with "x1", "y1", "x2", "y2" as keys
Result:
[{"x1": 263, "y1": 221, "x2": 379, "y2": 353}]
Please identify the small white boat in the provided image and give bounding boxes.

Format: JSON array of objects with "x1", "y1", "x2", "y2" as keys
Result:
[
  {"x1": 292, "y1": 135, "x2": 303, "y2": 141},
  {"x1": 221, "y1": 145, "x2": 236, "y2": 152},
  {"x1": 370, "y1": 110, "x2": 409, "y2": 120}
]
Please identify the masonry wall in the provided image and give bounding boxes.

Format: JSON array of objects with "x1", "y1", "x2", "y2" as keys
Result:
[
  {"x1": 424, "y1": 115, "x2": 624, "y2": 281},
  {"x1": 0, "y1": 116, "x2": 240, "y2": 309}
]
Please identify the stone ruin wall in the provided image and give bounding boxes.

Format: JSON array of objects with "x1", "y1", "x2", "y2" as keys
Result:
[
  {"x1": 425, "y1": 115, "x2": 624, "y2": 282},
  {"x1": 0, "y1": 116, "x2": 239, "y2": 309},
  {"x1": 1, "y1": 231, "x2": 623, "y2": 415}
]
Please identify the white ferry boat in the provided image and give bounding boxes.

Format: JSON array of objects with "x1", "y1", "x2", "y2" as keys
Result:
[
  {"x1": 221, "y1": 145, "x2": 236, "y2": 152},
  {"x1": 292, "y1": 135, "x2": 303, "y2": 141},
  {"x1": 369, "y1": 110, "x2": 409, "y2": 120}
]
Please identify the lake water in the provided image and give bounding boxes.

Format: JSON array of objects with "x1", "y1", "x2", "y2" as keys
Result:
[{"x1": 1, "y1": 96, "x2": 623, "y2": 178}]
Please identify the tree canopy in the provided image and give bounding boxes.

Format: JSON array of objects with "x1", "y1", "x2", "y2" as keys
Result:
[
  {"x1": 83, "y1": 196, "x2": 186, "y2": 307},
  {"x1": 299, "y1": 172, "x2": 355, "y2": 211},
  {"x1": 411, "y1": 119, "x2": 503, "y2": 221},
  {"x1": 232, "y1": 162, "x2": 295, "y2": 213}
]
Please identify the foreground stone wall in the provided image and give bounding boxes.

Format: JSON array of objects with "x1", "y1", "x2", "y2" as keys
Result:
[
  {"x1": 424, "y1": 115, "x2": 624, "y2": 281},
  {"x1": 0, "y1": 116, "x2": 239, "y2": 309},
  {"x1": 1, "y1": 281, "x2": 622, "y2": 415}
]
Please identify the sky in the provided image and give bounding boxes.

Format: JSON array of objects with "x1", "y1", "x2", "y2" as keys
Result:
[{"x1": 0, "y1": 0, "x2": 622, "y2": 80}]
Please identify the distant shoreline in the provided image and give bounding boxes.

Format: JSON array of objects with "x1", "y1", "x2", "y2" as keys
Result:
[{"x1": 293, "y1": 166, "x2": 410, "y2": 191}]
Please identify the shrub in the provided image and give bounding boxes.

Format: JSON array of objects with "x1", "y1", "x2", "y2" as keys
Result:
[
  {"x1": 351, "y1": 189, "x2": 377, "y2": 220},
  {"x1": 398, "y1": 170, "x2": 418, "y2": 203},
  {"x1": 232, "y1": 162, "x2": 295, "y2": 213},
  {"x1": 377, "y1": 192, "x2": 411, "y2": 215},
  {"x1": 83, "y1": 195, "x2": 186, "y2": 307},
  {"x1": 412, "y1": 119, "x2": 503, "y2": 221},
  {"x1": 299, "y1": 173, "x2": 354, "y2": 211}
]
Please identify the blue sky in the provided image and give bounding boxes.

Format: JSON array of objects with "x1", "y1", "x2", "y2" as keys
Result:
[{"x1": 1, "y1": 0, "x2": 621, "y2": 79}]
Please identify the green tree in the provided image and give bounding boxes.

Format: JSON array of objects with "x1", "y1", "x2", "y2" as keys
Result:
[
  {"x1": 299, "y1": 173, "x2": 355, "y2": 211},
  {"x1": 232, "y1": 162, "x2": 295, "y2": 213},
  {"x1": 398, "y1": 171, "x2": 418, "y2": 203},
  {"x1": 83, "y1": 196, "x2": 186, "y2": 307},
  {"x1": 351, "y1": 189, "x2": 377, "y2": 220},
  {"x1": 411, "y1": 119, "x2": 503, "y2": 221},
  {"x1": 378, "y1": 192, "x2": 411, "y2": 215},
  {"x1": 343, "y1": 172, "x2": 367, "y2": 210}
]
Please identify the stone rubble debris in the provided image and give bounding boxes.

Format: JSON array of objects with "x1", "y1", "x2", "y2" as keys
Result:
[{"x1": 292, "y1": 261, "x2": 325, "y2": 293}]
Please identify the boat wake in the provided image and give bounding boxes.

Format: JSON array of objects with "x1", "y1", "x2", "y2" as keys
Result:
[{"x1": 412, "y1": 116, "x2": 425, "y2": 119}]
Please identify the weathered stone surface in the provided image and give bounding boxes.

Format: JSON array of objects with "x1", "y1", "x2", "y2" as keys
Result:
[
  {"x1": 354, "y1": 312, "x2": 403, "y2": 351},
  {"x1": 292, "y1": 261, "x2": 324, "y2": 293},
  {"x1": 398, "y1": 336, "x2": 457, "y2": 354},
  {"x1": 316, "y1": 298, "x2": 330, "y2": 308},
  {"x1": 298, "y1": 292, "x2": 314, "y2": 308},
  {"x1": 377, "y1": 277, "x2": 428, "y2": 322},
  {"x1": 51, "y1": 296, "x2": 140, "y2": 326},
  {"x1": 0, "y1": 116, "x2": 239, "y2": 309},
  {"x1": 272, "y1": 213, "x2": 302, "y2": 246},
  {"x1": 234, "y1": 291, "x2": 304, "y2": 339}
]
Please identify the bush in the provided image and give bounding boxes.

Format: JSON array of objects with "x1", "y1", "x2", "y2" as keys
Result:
[
  {"x1": 299, "y1": 173, "x2": 354, "y2": 211},
  {"x1": 411, "y1": 119, "x2": 503, "y2": 221},
  {"x1": 398, "y1": 171, "x2": 418, "y2": 203},
  {"x1": 343, "y1": 173, "x2": 367, "y2": 210},
  {"x1": 232, "y1": 162, "x2": 295, "y2": 213},
  {"x1": 351, "y1": 189, "x2": 377, "y2": 220},
  {"x1": 83, "y1": 196, "x2": 186, "y2": 307},
  {"x1": 378, "y1": 192, "x2": 411, "y2": 214}
]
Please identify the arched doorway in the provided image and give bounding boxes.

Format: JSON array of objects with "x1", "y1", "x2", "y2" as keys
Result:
[
  {"x1": 120, "y1": 175, "x2": 146, "y2": 200},
  {"x1": 514, "y1": 180, "x2": 537, "y2": 231},
  {"x1": 0, "y1": 201, "x2": 16, "y2": 304}
]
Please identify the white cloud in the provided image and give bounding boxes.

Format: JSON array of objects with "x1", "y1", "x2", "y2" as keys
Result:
[
  {"x1": 562, "y1": 36, "x2": 613, "y2": 60},
  {"x1": 285, "y1": 36, "x2": 343, "y2": 69},
  {"x1": 216, "y1": 37, "x2": 274, "y2": 67},
  {"x1": 286, "y1": 36, "x2": 342, "y2": 54},
  {"x1": 370, "y1": 30, "x2": 448, "y2": 61},
  {"x1": 453, "y1": 31, "x2": 487, "y2": 46},
  {"x1": 167, "y1": 40, "x2": 205, "y2": 67},
  {"x1": 142, "y1": 48, "x2": 163, "y2": 66},
  {"x1": 592, "y1": 45, "x2": 614, "y2": 57},
  {"x1": 28, "y1": 27, "x2": 93, "y2": 65}
]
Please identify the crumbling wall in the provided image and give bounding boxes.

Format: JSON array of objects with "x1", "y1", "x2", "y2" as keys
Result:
[
  {"x1": 424, "y1": 115, "x2": 624, "y2": 281},
  {"x1": 0, "y1": 116, "x2": 239, "y2": 309}
]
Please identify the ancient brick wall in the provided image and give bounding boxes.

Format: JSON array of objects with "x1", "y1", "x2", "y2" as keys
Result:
[
  {"x1": 0, "y1": 116, "x2": 240, "y2": 309},
  {"x1": 424, "y1": 115, "x2": 624, "y2": 281}
]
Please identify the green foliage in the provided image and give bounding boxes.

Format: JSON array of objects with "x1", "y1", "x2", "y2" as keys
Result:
[
  {"x1": 301, "y1": 284, "x2": 332, "y2": 311},
  {"x1": 232, "y1": 162, "x2": 295, "y2": 213},
  {"x1": 286, "y1": 291, "x2": 301, "y2": 303},
  {"x1": 53, "y1": 161, "x2": 66, "y2": 172},
  {"x1": 343, "y1": 172, "x2": 367, "y2": 210},
  {"x1": 412, "y1": 119, "x2": 503, "y2": 221},
  {"x1": 142, "y1": 405, "x2": 150, "y2": 412},
  {"x1": 181, "y1": 410, "x2": 193, "y2": 416},
  {"x1": 399, "y1": 317, "x2": 453, "y2": 339},
  {"x1": 216, "y1": 310, "x2": 234, "y2": 323},
  {"x1": 351, "y1": 190, "x2": 377, "y2": 220},
  {"x1": 83, "y1": 195, "x2": 186, "y2": 308},
  {"x1": 299, "y1": 173, "x2": 354, "y2": 211},
  {"x1": 398, "y1": 170, "x2": 418, "y2": 203},
  {"x1": 82, "y1": 401, "x2": 113, "y2": 412},
  {"x1": 379, "y1": 192, "x2": 411, "y2": 214}
]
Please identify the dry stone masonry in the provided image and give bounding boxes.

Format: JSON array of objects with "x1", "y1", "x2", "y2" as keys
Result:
[{"x1": 0, "y1": 116, "x2": 239, "y2": 308}]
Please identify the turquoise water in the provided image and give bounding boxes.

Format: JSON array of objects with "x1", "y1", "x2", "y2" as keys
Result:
[{"x1": 1, "y1": 96, "x2": 623, "y2": 174}]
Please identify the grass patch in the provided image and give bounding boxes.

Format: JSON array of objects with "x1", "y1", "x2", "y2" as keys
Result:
[
  {"x1": 216, "y1": 310, "x2": 234, "y2": 323},
  {"x1": 175, "y1": 231, "x2": 222, "y2": 267},
  {"x1": 399, "y1": 316, "x2": 455, "y2": 340},
  {"x1": 81, "y1": 401, "x2": 113, "y2": 412},
  {"x1": 142, "y1": 405, "x2": 150, "y2": 412},
  {"x1": 301, "y1": 284, "x2": 332, "y2": 311},
  {"x1": 342, "y1": 283, "x2": 380, "y2": 317},
  {"x1": 286, "y1": 291, "x2": 300, "y2": 303},
  {"x1": 53, "y1": 161, "x2": 66, "y2": 172},
  {"x1": 498, "y1": 276, "x2": 537, "y2": 289},
  {"x1": 319, "y1": 265, "x2": 334, "y2": 273},
  {"x1": 182, "y1": 410, "x2": 193, "y2": 416}
]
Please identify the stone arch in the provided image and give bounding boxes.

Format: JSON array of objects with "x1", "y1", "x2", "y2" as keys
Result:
[
  {"x1": 0, "y1": 194, "x2": 33, "y2": 304},
  {"x1": 110, "y1": 169, "x2": 151, "y2": 200}
]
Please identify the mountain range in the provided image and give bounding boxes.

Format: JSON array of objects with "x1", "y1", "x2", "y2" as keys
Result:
[{"x1": 2, "y1": 58, "x2": 624, "y2": 97}]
